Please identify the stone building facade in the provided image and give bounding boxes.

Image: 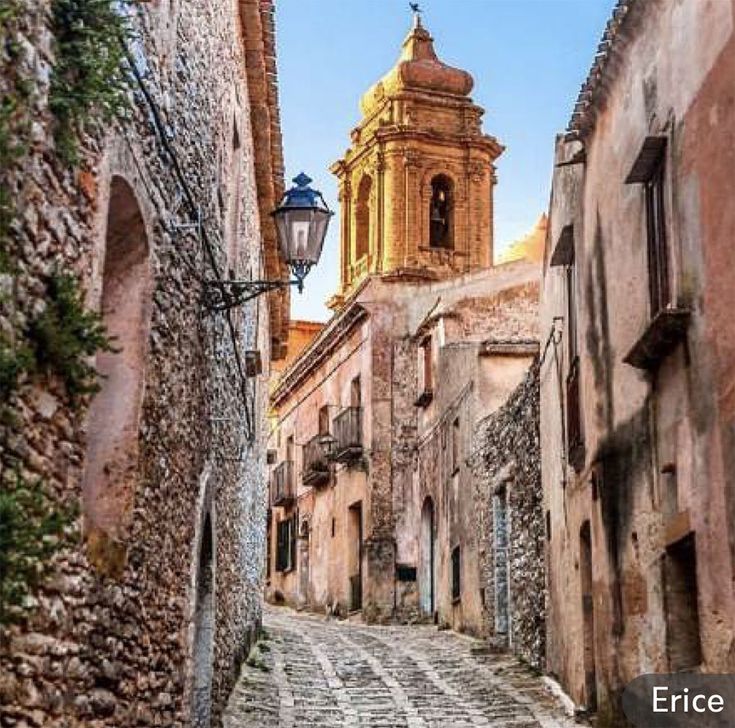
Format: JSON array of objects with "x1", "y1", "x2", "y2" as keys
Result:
[
  {"x1": 471, "y1": 363, "x2": 545, "y2": 669},
  {"x1": 541, "y1": 0, "x2": 735, "y2": 722},
  {"x1": 266, "y1": 14, "x2": 545, "y2": 643},
  {"x1": 1, "y1": 1, "x2": 286, "y2": 726}
]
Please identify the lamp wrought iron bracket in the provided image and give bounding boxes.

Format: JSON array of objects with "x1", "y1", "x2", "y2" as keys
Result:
[
  {"x1": 203, "y1": 277, "x2": 302, "y2": 312},
  {"x1": 168, "y1": 207, "x2": 202, "y2": 237}
]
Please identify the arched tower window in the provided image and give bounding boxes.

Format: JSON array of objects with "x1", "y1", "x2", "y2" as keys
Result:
[
  {"x1": 355, "y1": 175, "x2": 372, "y2": 261},
  {"x1": 429, "y1": 174, "x2": 454, "y2": 249},
  {"x1": 83, "y1": 176, "x2": 151, "y2": 546}
]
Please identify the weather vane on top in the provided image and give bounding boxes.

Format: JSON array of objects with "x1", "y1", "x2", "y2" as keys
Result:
[{"x1": 409, "y1": 2, "x2": 421, "y2": 17}]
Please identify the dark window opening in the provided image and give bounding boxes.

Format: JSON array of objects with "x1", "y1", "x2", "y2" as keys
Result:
[
  {"x1": 331, "y1": 518, "x2": 336, "y2": 538},
  {"x1": 545, "y1": 510, "x2": 551, "y2": 541},
  {"x1": 319, "y1": 405, "x2": 330, "y2": 436},
  {"x1": 275, "y1": 514, "x2": 297, "y2": 573},
  {"x1": 350, "y1": 376, "x2": 362, "y2": 408},
  {"x1": 566, "y1": 356, "x2": 584, "y2": 472},
  {"x1": 451, "y1": 417, "x2": 460, "y2": 475},
  {"x1": 664, "y1": 533, "x2": 702, "y2": 671},
  {"x1": 645, "y1": 156, "x2": 670, "y2": 317},
  {"x1": 355, "y1": 175, "x2": 372, "y2": 261},
  {"x1": 429, "y1": 175, "x2": 454, "y2": 249},
  {"x1": 451, "y1": 545, "x2": 461, "y2": 602},
  {"x1": 416, "y1": 335, "x2": 433, "y2": 405}
]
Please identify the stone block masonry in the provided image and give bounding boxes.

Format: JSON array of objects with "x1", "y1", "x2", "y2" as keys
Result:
[
  {"x1": 0, "y1": 1, "x2": 285, "y2": 725},
  {"x1": 472, "y1": 362, "x2": 545, "y2": 669}
]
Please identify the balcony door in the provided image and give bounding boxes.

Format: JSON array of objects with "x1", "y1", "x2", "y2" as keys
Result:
[{"x1": 348, "y1": 501, "x2": 363, "y2": 611}]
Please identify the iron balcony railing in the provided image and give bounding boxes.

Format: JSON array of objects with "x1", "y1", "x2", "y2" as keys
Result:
[
  {"x1": 332, "y1": 406, "x2": 363, "y2": 463},
  {"x1": 302, "y1": 434, "x2": 331, "y2": 487},
  {"x1": 271, "y1": 460, "x2": 295, "y2": 507}
]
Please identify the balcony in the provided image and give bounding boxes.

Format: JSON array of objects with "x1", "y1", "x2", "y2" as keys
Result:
[
  {"x1": 332, "y1": 406, "x2": 363, "y2": 464},
  {"x1": 271, "y1": 461, "x2": 295, "y2": 507},
  {"x1": 302, "y1": 434, "x2": 331, "y2": 488},
  {"x1": 624, "y1": 308, "x2": 691, "y2": 370}
]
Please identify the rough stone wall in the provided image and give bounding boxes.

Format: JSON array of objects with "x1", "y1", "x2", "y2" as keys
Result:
[
  {"x1": 472, "y1": 363, "x2": 545, "y2": 669},
  {"x1": 0, "y1": 2, "x2": 283, "y2": 726}
]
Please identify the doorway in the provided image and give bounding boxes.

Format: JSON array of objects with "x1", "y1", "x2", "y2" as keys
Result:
[
  {"x1": 192, "y1": 513, "x2": 215, "y2": 727},
  {"x1": 420, "y1": 497, "x2": 435, "y2": 616},
  {"x1": 493, "y1": 487, "x2": 510, "y2": 637},
  {"x1": 580, "y1": 520, "x2": 597, "y2": 711},
  {"x1": 348, "y1": 502, "x2": 363, "y2": 611}
]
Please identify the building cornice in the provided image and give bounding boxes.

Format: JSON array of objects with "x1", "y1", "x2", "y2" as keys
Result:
[
  {"x1": 567, "y1": 0, "x2": 642, "y2": 140},
  {"x1": 238, "y1": 0, "x2": 289, "y2": 359},
  {"x1": 271, "y1": 301, "x2": 370, "y2": 407}
]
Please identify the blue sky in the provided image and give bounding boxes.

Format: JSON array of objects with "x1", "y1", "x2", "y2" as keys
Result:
[{"x1": 275, "y1": 0, "x2": 615, "y2": 321}]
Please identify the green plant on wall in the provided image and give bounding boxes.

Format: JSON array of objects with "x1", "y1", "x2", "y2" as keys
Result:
[
  {"x1": 49, "y1": 0, "x2": 132, "y2": 165},
  {"x1": 0, "y1": 473, "x2": 76, "y2": 625},
  {"x1": 27, "y1": 273, "x2": 115, "y2": 400}
]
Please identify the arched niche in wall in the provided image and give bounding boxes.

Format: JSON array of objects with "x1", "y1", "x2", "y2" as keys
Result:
[
  {"x1": 355, "y1": 174, "x2": 373, "y2": 261},
  {"x1": 429, "y1": 174, "x2": 454, "y2": 249},
  {"x1": 83, "y1": 175, "x2": 152, "y2": 569}
]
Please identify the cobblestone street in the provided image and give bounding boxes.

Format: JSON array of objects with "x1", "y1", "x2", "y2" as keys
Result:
[{"x1": 223, "y1": 607, "x2": 577, "y2": 728}]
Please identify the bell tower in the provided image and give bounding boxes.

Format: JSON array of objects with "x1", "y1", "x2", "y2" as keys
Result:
[{"x1": 329, "y1": 12, "x2": 504, "y2": 306}]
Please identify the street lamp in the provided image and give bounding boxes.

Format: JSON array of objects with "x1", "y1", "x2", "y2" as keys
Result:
[{"x1": 205, "y1": 172, "x2": 333, "y2": 312}]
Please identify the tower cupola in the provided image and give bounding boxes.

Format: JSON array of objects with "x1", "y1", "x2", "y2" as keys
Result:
[{"x1": 329, "y1": 13, "x2": 504, "y2": 306}]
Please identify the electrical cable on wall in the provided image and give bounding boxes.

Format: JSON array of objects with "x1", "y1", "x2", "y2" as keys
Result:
[{"x1": 121, "y1": 38, "x2": 258, "y2": 440}]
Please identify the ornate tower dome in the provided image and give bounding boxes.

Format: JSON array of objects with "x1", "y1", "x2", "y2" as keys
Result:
[
  {"x1": 360, "y1": 15, "x2": 474, "y2": 117},
  {"x1": 329, "y1": 11, "x2": 504, "y2": 307}
]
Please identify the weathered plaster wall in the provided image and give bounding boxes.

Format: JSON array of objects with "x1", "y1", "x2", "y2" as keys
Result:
[
  {"x1": 0, "y1": 2, "x2": 284, "y2": 725},
  {"x1": 542, "y1": 0, "x2": 735, "y2": 722}
]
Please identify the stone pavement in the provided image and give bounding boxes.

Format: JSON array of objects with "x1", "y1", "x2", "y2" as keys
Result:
[{"x1": 223, "y1": 606, "x2": 578, "y2": 728}]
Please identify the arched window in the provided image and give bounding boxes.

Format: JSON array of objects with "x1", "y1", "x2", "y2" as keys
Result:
[
  {"x1": 226, "y1": 119, "x2": 243, "y2": 272},
  {"x1": 83, "y1": 176, "x2": 151, "y2": 547},
  {"x1": 355, "y1": 175, "x2": 372, "y2": 261},
  {"x1": 429, "y1": 174, "x2": 454, "y2": 249}
]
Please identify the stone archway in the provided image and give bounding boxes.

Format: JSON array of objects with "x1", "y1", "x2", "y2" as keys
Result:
[
  {"x1": 419, "y1": 497, "x2": 435, "y2": 617},
  {"x1": 192, "y1": 512, "x2": 215, "y2": 727},
  {"x1": 83, "y1": 175, "x2": 151, "y2": 563}
]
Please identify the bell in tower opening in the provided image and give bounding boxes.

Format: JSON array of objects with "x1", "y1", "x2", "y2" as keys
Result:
[{"x1": 429, "y1": 175, "x2": 453, "y2": 249}]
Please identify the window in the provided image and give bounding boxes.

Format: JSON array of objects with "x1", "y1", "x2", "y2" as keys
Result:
[
  {"x1": 625, "y1": 136, "x2": 671, "y2": 318},
  {"x1": 645, "y1": 156, "x2": 670, "y2": 316},
  {"x1": 275, "y1": 513, "x2": 298, "y2": 573},
  {"x1": 566, "y1": 251, "x2": 578, "y2": 361},
  {"x1": 266, "y1": 514, "x2": 272, "y2": 578},
  {"x1": 415, "y1": 336, "x2": 433, "y2": 407},
  {"x1": 355, "y1": 175, "x2": 372, "y2": 261},
  {"x1": 350, "y1": 376, "x2": 362, "y2": 408},
  {"x1": 563, "y1": 243, "x2": 584, "y2": 471},
  {"x1": 319, "y1": 405, "x2": 330, "y2": 436},
  {"x1": 429, "y1": 175, "x2": 453, "y2": 249},
  {"x1": 451, "y1": 417, "x2": 460, "y2": 474},
  {"x1": 451, "y1": 545, "x2": 461, "y2": 602}
]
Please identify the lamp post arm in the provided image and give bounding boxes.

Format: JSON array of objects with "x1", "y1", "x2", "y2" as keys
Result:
[{"x1": 204, "y1": 278, "x2": 301, "y2": 313}]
